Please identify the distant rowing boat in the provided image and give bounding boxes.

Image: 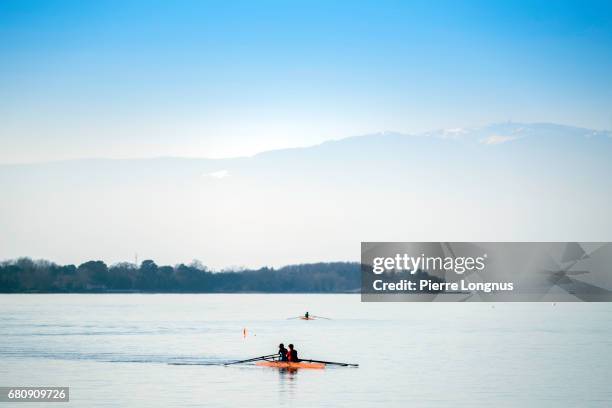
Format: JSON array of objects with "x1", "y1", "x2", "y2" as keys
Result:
[{"x1": 288, "y1": 314, "x2": 331, "y2": 320}]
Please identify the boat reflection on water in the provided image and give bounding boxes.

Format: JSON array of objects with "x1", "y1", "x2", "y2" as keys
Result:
[
  {"x1": 279, "y1": 367, "x2": 299, "y2": 376},
  {"x1": 277, "y1": 365, "x2": 298, "y2": 402}
]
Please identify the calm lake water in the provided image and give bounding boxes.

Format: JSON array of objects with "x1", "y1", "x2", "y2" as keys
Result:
[{"x1": 1, "y1": 294, "x2": 611, "y2": 407}]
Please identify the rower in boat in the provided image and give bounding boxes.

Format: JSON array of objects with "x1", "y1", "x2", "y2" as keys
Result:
[
  {"x1": 278, "y1": 343, "x2": 288, "y2": 361},
  {"x1": 286, "y1": 344, "x2": 299, "y2": 362},
  {"x1": 304, "y1": 311, "x2": 309, "y2": 319}
]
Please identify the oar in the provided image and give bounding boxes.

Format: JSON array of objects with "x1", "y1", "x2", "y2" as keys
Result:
[
  {"x1": 224, "y1": 354, "x2": 278, "y2": 366},
  {"x1": 300, "y1": 358, "x2": 358, "y2": 367},
  {"x1": 311, "y1": 315, "x2": 331, "y2": 320}
]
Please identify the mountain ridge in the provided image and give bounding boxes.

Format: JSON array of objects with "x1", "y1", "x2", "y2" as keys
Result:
[{"x1": 2, "y1": 122, "x2": 610, "y2": 167}]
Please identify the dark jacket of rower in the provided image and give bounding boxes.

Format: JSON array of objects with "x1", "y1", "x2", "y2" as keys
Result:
[
  {"x1": 287, "y1": 344, "x2": 298, "y2": 362},
  {"x1": 278, "y1": 343, "x2": 288, "y2": 361}
]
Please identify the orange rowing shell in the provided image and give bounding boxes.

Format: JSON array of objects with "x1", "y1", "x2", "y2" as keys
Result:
[{"x1": 256, "y1": 361, "x2": 325, "y2": 369}]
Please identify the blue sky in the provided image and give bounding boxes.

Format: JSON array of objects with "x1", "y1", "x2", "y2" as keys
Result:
[{"x1": 1, "y1": 0, "x2": 611, "y2": 163}]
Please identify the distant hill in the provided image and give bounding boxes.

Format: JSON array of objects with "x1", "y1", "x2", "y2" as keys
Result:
[{"x1": 1, "y1": 122, "x2": 611, "y2": 267}]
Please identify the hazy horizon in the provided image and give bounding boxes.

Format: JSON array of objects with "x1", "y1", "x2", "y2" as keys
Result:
[
  {"x1": 1, "y1": 121, "x2": 611, "y2": 166},
  {"x1": 2, "y1": 122, "x2": 611, "y2": 268}
]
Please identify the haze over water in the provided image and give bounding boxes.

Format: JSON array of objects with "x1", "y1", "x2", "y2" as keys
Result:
[{"x1": 1, "y1": 294, "x2": 611, "y2": 407}]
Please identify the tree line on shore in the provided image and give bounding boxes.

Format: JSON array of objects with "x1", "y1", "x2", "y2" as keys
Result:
[{"x1": 0, "y1": 258, "x2": 360, "y2": 293}]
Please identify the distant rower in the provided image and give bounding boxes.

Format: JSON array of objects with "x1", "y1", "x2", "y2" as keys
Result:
[{"x1": 304, "y1": 312, "x2": 309, "y2": 319}]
